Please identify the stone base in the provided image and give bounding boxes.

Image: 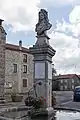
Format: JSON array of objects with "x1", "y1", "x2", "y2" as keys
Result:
[
  {"x1": 46, "y1": 107, "x2": 54, "y2": 116},
  {"x1": 35, "y1": 36, "x2": 49, "y2": 45},
  {"x1": 29, "y1": 107, "x2": 54, "y2": 118}
]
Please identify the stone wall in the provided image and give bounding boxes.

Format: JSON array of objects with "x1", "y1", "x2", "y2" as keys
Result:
[
  {"x1": 0, "y1": 24, "x2": 6, "y2": 97},
  {"x1": 5, "y1": 48, "x2": 33, "y2": 93}
]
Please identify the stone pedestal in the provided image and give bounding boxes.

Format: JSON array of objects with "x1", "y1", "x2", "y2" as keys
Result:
[
  {"x1": 29, "y1": 43, "x2": 56, "y2": 116},
  {"x1": 35, "y1": 35, "x2": 50, "y2": 45}
]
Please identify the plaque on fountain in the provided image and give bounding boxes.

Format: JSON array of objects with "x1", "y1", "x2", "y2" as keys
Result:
[{"x1": 35, "y1": 62, "x2": 45, "y2": 79}]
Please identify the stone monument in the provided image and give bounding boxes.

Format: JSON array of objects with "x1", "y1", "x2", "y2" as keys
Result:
[
  {"x1": 0, "y1": 19, "x2": 6, "y2": 102},
  {"x1": 29, "y1": 9, "x2": 56, "y2": 116}
]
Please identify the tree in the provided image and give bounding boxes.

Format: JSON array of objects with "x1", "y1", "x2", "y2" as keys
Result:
[{"x1": 52, "y1": 67, "x2": 57, "y2": 76}]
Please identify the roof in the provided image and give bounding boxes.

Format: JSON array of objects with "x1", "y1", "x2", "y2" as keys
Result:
[
  {"x1": 53, "y1": 74, "x2": 78, "y2": 80},
  {"x1": 5, "y1": 43, "x2": 31, "y2": 54},
  {"x1": 78, "y1": 75, "x2": 80, "y2": 78}
]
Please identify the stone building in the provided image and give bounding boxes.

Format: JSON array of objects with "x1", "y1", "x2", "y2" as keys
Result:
[
  {"x1": 0, "y1": 19, "x2": 33, "y2": 94},
  {"x1": 52, "y1": 74, "x2": 80, "y2": 91},
  {"x1": 5, "y1": 41, "x2": 33, "y2": 93},
  {"x1": 0, "y1": 19, "x2": 7, "y2": 100}
]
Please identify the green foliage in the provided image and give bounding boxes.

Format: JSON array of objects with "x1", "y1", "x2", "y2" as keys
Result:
[
  {"x1": 52, "y1": 93, "x2": 56, "y2": 106},
  {"x1": 11, "y1": 92, "x2": 17, "y2": 97},
  {"x1": 25, "y1": 96, "x2": 46, "y2": 109},
  {"x1": 25, "y1": 96, "x2": 34, "y2": 106},
  {"x1": 11, "y1": 90, "x2": 23, "y2": 102},
  {"x1": 11, "y1": 89, "x2": 17, "y2": 96},
  {"x1": 52, "y1": 65, "x2": 57, "y2": 76}
]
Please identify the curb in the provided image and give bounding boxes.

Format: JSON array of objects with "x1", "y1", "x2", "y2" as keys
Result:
[
  {"x1": 0, "y1": 105, "x2": 80, "y2": 113},
  {"x1": 0, "y1": 105, "x2": 80, "y2": 114},
  {"x1": 54, "y1": 106, "x2": 80, "y2": 112},
  {"x1": 0, "y1": 106, "x2": 32, "y2": 113},
  {"x1": 0, "y1": 106, "x2": 80, "y2": 120},
  {"x1": 0, "y1": 106, "x2": 31, "y2": 120}
]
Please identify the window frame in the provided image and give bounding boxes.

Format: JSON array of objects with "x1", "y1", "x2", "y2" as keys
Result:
[
  {"x1": 23, "y1": 65, "x2": 27, "y2": 73},
  {"x1": 23, "y1": 54, "x2": 27, "y2": 63},
  {"x1": 65, "y1": 79, "x2": 67, "y2": 83},
  {"x1": 60, "y1": 80, "x2": 63, "y2": 84},
  {"x1": 72, "y1": 79, "x2": 74, "y2": 83},
  {"x1": 23, "y1": 79, "x2": 27, "y2": 87},
  {"x1": 13, "y1": 64, "x2": 17, "y2": 73},
  {"x1": 60, "y1": 85, "x2": 63, "y2": 90},
  {"x1": 64, "y1": 85, "x2": 67, "y2": 90}
]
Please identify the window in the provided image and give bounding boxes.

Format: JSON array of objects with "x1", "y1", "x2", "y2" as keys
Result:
[
  {"x1": 60, "y1": 86, "x2": 63, "y2": 90},
  {"x1": 23, "y1": 65, "x2": 27, "y2": 73},
  {"x1": 65, "y1": 80, "x2": 67, "y2": 83},
  {"x1": 13, "y1": 64, "x2": 17, "y2": 73},
  {"x1": 64, "y1": 85, "x2": 67, "y2": 90},
  {"x1": 60, "y1": 80, "x2": 63, "y2": 83},
  {"x1": 23, "y1": 54, "x2": 27, "y2": 62},
  {"x1": 72, "y1": 79, "x2": 74, "y2": 83},
  {"x1": 23, "y1": 79, "x2": 27, "y2": 87},
  {"x1": 72, "y1": 85, "x2": 74, "y2": 89}
]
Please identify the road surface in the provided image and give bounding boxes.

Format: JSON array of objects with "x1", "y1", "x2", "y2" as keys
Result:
[{"x1": 54, "y1": 91, "x2": 80, "y2": 109}]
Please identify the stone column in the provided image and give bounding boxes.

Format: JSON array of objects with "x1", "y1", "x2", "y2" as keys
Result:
[
  {"x1": 29, "y1": 9, "x2": 56, "y2": 116},
  {"x1": 0, "y1": 19, "x2": 7, "y2": 102}
]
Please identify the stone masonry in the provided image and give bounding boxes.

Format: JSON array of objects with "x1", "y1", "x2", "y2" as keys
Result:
[
  {"x1": 5, "y1": 42, "x2": 33, "y2": 93},
  {"x1": 0, "y1": 19, "x2": 6, "y2": 98},
  {"x1": 0, "y1": 19, "x2": 33, "y2": 94}
]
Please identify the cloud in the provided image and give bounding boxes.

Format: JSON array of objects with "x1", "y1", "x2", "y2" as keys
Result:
[
  {"x1": 0, "y1": 0, "x2": 79, "y2": 33},
  {"x1": 40, "y1": 0, "x2": 80, "y2": 7},
  {"x1": 52, "y1": 5, "x2": 80, "y2": 39},
  {"x1": 0, "y1": 0, "x2": 80, "y2": 74},
  {"x1": 54, "y1": 5, "x2": 80, "y2": 37},
  {"x1": 0, "y1": 0, "x2": 40, "y2": 32},
  {"x1": 49, "y1": 5, "x2": 80, "y2": 74},
  {"x1": 69, "y1": 5, "x2": 80, "y2": 24},
  {"x1": 69, "y1": 5, "x2": 80, "y2": 37},
  {"x1": 50, "y1": 31, "x2": 80, "y2": 74}
]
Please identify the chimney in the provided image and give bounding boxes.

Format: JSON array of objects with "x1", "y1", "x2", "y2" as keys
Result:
[
  {"x1": 0, "y1": 19, "x2": 4, "y2": 26},
  {"x1": 19, "y1": 40, "x2": 22, "y2": 50}
]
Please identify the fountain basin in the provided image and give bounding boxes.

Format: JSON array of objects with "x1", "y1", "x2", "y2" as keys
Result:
[{"x1": 0, "y1": 106, "x2": 80, "y2": 120}]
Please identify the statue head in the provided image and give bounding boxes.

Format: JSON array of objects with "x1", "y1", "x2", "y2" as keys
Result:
[{"x1": 39, "y1": 9, "x2": 48, "y2": 22}]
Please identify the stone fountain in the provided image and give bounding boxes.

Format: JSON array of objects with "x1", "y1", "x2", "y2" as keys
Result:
[
  {"x1": 0, "y1": 9, "x2": 80, "y2": 120},
  {"x1": 29, "y1": 9, "x2": 56, "y2": 116}
]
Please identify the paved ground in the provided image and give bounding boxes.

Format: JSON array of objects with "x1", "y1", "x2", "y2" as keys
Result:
[
  {"x1": 54, "y1": 91, "x2": 80, "y2": 110},
  {"x1": 54, "y1": 91, "x2": 73, "y2": 105},
  {"x1": 0, "y1": 91, "x2": 80, "y2": 112}
]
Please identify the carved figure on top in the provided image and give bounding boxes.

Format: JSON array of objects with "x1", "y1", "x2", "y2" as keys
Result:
[{"x1": 35, "y1": 9, "x2": 52, "y2": 38}]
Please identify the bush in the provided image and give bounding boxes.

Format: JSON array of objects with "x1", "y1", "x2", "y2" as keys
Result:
[
  {"x1": 11, "y1": 92, "x2": 23, "y2": 102},
  {"x1": 52, "y1": 93, "x2": 56, "y2": 106},
  {"x1": 25, "y1": 96, "x2": 46, "y2": 109},
  {"x1": 33, "y1": 97, "x2": 45, "y2": 109},
  {"x1": 25, "y1": 96, "x2": 34, "y2": 106}
]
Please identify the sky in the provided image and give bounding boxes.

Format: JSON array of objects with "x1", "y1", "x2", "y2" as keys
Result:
[{"x1": 1, "y1": 0, "x2": 80, "y2": 75}]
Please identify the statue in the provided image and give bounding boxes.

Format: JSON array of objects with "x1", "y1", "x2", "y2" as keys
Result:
[{"x1": 35, "y1": 9, "x2": 52, "y2": 38}]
